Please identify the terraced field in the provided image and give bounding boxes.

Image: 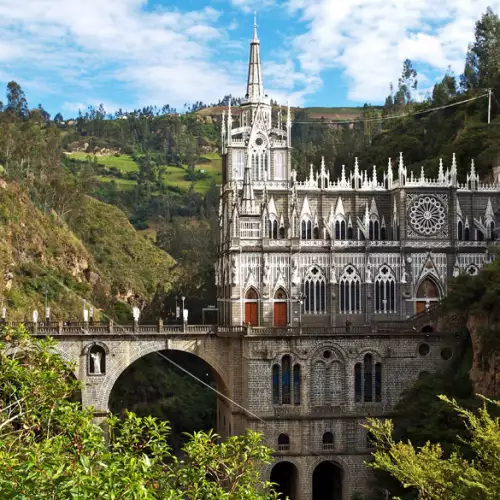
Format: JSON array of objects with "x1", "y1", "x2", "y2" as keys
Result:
[{"x1": 66, "y1": 153, "x2": 222, "y2": 195}]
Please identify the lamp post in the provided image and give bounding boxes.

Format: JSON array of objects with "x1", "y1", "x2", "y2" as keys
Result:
[
  {"x1": 181, "y1": 296, "x2": 186, "y2": 331},
  {"x1": 44, "y1": 286, "x2": 50, "y2": 325}
]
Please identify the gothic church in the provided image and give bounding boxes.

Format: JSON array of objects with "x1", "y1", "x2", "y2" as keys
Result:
[{"x1": 216, "y1": 20, "x2": 500, "y2": 500}]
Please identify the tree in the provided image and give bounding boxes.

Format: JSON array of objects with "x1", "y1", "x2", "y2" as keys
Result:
[
  {"x1": 394, "y1": 59, "x2": 418, "y2": 107},
  {"x1": 461, "y1": 7, "x2": 500, "y2": 91},
  {"x1": 0, "y1": 325, "x2": 278, "y2": 499},
  {"x1": 54, "y1": 112, "x2": 64, "y2": 123},
  {"x1": 365, "y1": 395, "x2": 500, "y2": 500},
  {"x1": 5, "y1": 81, "x2": 28, "y2": 118}
]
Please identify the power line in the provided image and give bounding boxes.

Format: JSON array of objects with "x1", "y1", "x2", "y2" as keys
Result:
[
  {"x1": 11, "y1": 274, "x2": 330, "y2": 460},
  {"x1": 293, "y1": 92, "x2": 490, "y2": 125}
]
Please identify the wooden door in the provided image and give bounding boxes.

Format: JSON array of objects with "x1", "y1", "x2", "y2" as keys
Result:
[
  {"x1": 274, "y1": 302, "x2": 287, "y2": 327},
  {"x1": 245, "y1": 302, "x2": 258, "y2": 326},
  {"x1": 416, "y1": 301, "x2": 426, "y2": 314}
]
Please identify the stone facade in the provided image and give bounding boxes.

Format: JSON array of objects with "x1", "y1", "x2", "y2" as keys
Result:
[{"x1": 213, "y1": 20, "x2": 500, "y2": 500}]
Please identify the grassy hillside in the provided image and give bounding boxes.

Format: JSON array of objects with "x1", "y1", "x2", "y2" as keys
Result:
[
  {"x1": 0, "y1": 179, "x2": 176, "y2": 322},
  {"x1": 69, "y1": 196, "x2": 176, "y2": 302},
  {"x1": 66, "y1": 152, "x2": 222, "y2": 196}
]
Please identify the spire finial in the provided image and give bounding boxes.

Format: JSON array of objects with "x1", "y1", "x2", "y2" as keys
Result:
[{"x1": 253, "y1": 11, "x2": 258, "y2": 41}]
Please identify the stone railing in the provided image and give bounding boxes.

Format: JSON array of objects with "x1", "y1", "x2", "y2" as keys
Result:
[{"x1": 1, "y1": 319, "x2": 447, "y2": 337}]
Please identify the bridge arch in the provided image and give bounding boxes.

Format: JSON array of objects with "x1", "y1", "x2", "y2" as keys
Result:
[{"x1": 80, "y1": 338, "x2": 233, "y2": 440}]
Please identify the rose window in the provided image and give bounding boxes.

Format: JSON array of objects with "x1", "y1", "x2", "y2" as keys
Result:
[{"x1": 408, "y1": 196, "x2": 446, "y2": 235}]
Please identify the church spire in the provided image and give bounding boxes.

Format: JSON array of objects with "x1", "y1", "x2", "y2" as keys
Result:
[{"x1": 246, "y1": 13, "x2": 264, "y2": 101}]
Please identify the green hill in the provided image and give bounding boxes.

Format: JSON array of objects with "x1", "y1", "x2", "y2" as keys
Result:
[{"x1": 0, "y1": 180, "x2": 176, "y2": 322}]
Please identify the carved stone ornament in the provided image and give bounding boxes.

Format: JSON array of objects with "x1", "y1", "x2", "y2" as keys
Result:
[{"x1": 408, "y1": 195, "x2": 446, "y2": 236}]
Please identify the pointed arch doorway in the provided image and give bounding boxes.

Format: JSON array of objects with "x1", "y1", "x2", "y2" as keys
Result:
[
  {"x1": 245, "y1": 288, "x2": 259, "y2": 326},
  {"x1": 416, "y1": 276, "x2": 441, "y2": 314},
  {"x1": 274, "y1": 288, "x2": 288, "y2": 327}
]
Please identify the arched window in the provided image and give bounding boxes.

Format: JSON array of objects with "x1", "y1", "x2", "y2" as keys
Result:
[
  {"x1": 380, "y1": 226, "x2": 386, "y2": 241},
  {"x1": 272, "y1": 364, "x2": 280, "y2": 404},
  {"x1": 88, "y1": 344, "x2": 106, "y2": 375},
  {"x1": 304, "y1": 267, "x2": 326, "y2": 314},
  {"x1": 339, "y1": 266, "x2": 361, "y2": 314},
  {"x1": 301, "y1": 218, "x2": 312, "y2": 240},
  {"x1": 293, "y1": 364, "x2": 301, "y2": 405},
  {"x1": 354, "y1": 363, "x2": 362, "y2": 402},
  {"x1": 374, "y1": 266, "x2": 396, "y2": 313},
  {"x1": 268, "y1": 218, "x2": 278, "y2": 239},
  {"x1": 279, "y1": 224, "x2": 285, "y2": 239},
  {"x1": 282, "y1": 355, "x2": 291, "y2": 404},
  {"x1": 278, "y1": 433, "x2": 290, "y2": 451},
  {"x1": 322, "y1": 432, "x2": 334, "y2": 451},
  {"x1": 364, "y1": 354, "x2": 373, "y2": 402},
  {"x1": 464, "y1": 226, "x2": 470, "y2": 241},
  {"x1": 490, "y1": 222, "x2": 496, "y2": 241},
  {"x1": 369, "y1": 219, "x2": 380, "y2": 240},
  {"x1": 354, "y1": 355, "x2": 382, "y2": 403},
  {"x1": 477, "y1": 229, "x2": 484, "y2": 241},
  {"x1": 375, "y1": 363, "x2": 382, "y2": 402},
  {"x1": 313, "y1": 226, "x2": 320, "y2": 239},
  {"x1": 347, "y1": 226, "x2": 353, "y2": 240},
  {"x1": 335, "y1": 219, "x2": 346, "y2": 240},
  {"x1": 457, "y1": 220, "x2": 463, "y2": 240}
]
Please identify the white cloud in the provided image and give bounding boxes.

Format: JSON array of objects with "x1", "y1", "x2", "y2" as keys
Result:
[
  {"x1": 286, "y1": 0, "x2": 500, "y2": 102},
  {"x1": 0, "y1": 0, "x2": 257, "y2": 111}
]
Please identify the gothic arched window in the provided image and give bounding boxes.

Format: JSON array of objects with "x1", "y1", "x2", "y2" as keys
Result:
[
  {"x1": 304, "y1": 267, "x2": 326, "y2": 314},
  {"x1": 457, "y1": 220, "x2": 463, "y2": 241},
  {"x1": 375, "y1": 362, "x2": 382, "y2": 402},
  {"x1": 335, "y1": 219, "x2": 346, "y2": 240},
  {"x1": 282, "y1": 355, "x2": 291, "y2": 404},
  {"x1": 374, "y1": 266, "x2": 396, "y2": 314},
  {"x1": 268, "y1": 218, "x2": 278, "y2": 239},
  {"x1": 293, "y1": 364, "x2": 301, "y2": 405},
  {"x1": 301, "y1": 218, "x2": 312, "y2": 240},
  {"x1": 490, "y1": 222, "x2": 496, "y2": 241},
  {"x1": 364, "y1": 354, "x2": 373, "y2": 402},
  {"x1": 369, "y1": 219, "x2": 380, "y2": 241},
  {"x1": 380, "y1": 226, "x2": 386, "y2": 241},
  {"x1": 313, "y1": 225, "x2": 320, "y2": 239},
  {"x1": 354, "y1": 355, "x2": 382, "y2": 403},
  {"x1": 339, "y1": 266, "x2": 361, "y2": 314},
  {"x1": 477, "y1": 229, "x2": 484, "y2": 241},
  {"x1": 272, "y1": 364, "x2": 280, "y2": 404},
  {"x1": 347, "y1": 226, "x2": 353, "y2": 240},
  {"x1": 322, "y1": 432, "x2": 334, "y2": 451},
  {"x1": 354, "y1": 363, "x2": 362, "y2": 402},
  {"x1": 464, "y1": 226, "x2": 470, "y2": 241}
]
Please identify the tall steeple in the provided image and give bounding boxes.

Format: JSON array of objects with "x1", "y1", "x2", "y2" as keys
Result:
[{"x1": 246, "y1": 13, "x2": 264, "y2": 101}]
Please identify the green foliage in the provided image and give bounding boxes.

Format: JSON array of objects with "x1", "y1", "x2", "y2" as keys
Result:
[
  {"x1": 109, "y1": 351, "x2": 216, "y2": 453},
  {"x1": 0, "y1": 326, "x2": 278, "y2": 499},
  {"x1": 365, "y1": 395, "x2": 500, "y2": 500}
]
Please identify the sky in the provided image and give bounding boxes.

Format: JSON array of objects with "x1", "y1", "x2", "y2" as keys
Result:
[{"x1": 0, "y1": 0, "x2": 498, "y2": 117}]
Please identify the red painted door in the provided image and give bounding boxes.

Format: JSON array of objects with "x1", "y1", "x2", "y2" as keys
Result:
[
  {"x1": 274, "y1": 302, "x2": 287, "y2": 327},
  {"x1": 245, "y1": 302, "x2": 258, "y2": 326}
]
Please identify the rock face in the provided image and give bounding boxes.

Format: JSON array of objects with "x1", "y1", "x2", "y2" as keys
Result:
[{"x1": 467, "y1": 315, "x2": 500, "y2": 398}]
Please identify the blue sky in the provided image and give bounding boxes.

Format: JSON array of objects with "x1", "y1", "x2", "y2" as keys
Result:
[{"x1": 0, "y1": 0, "x2": 497, "y2": 118}]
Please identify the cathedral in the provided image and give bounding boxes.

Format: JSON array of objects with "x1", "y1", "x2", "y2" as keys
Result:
[{"x1": 215, "y1": 20, "x2": 500, "y2": 500}]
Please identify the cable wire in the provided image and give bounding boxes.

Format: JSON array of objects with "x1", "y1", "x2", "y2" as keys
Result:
[{"x1": 293, "y1": 93, "x2": 489, "y2": 125}]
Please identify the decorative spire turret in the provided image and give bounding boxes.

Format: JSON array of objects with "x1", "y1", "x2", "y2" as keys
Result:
[
  {"x1": 246, "y1": 13, "x2": 264, "y2": 101},
  {"x1": 450, "y1": 152, "x2": 457, "y2": 187},
  {"x1": 241, "y1": 162, "x2": 255, "y2": 215}
]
